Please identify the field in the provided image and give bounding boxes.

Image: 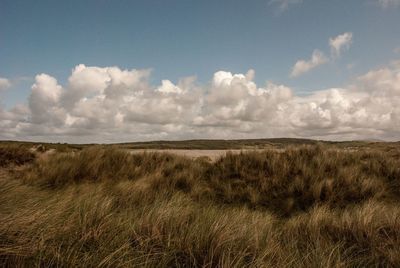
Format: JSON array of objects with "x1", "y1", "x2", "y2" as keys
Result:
[{"x1": 1, "y1": 140, "x2": 400, "y2": 267}]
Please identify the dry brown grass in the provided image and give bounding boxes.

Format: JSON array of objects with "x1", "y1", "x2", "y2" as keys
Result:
[
  {"x1": 0, "y1": 144, "x2": 35, "y2": 167},
  {"x1": 1, "y1": 143, "x2": 400, "y2": 267}
]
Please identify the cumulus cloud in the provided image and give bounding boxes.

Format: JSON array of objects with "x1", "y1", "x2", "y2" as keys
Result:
[
  {"x1": 269, "y1": 0, "x2": 303, "y2": 12},
  {"x1": 378, "y1": 0, "x2": 400, "y2": 8},
  {"x1": 1, "y1": 63, "x2": 400, "y2": 142},
  {"x1": 285, "y1": 62, "x2": 400, "y2": 139},
  {"x1": 0, "y1": 78, "x2": 11, "y2": 91},
  {"x1": 329, "y1": 32, "x2": 353, "y2": 58},
  {"x1": 290, "y1": 50, "x2": 328, "y2": 78}
]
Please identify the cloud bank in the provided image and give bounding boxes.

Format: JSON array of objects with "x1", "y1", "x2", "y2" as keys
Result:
[{"x1": 1, "y1": 62, "x2": 400, "y2": 143}]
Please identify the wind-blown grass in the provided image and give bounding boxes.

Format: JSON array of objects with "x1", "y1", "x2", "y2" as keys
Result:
[
  {"x1": 24, "y1": 146, "x2": 400, "y2": 215},
  {"x1": 1, "y1": 144, "x2": 400, "y2": 267},
  {"x1": 0, "y1": 144, "x2": 35, "y2": 167}
]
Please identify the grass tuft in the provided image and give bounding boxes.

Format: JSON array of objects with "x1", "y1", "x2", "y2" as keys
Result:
[{"x1": 0, "y1": 144, "x2": 35, "y2": 167}]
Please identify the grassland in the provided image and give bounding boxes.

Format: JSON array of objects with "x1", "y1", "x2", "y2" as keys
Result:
[{"x1": 1, "y1": 140, "x2": 400, "y2": 267}]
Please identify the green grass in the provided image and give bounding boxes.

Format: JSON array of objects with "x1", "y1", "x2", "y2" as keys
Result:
[{"x1": 1, "y1": 142, "x2": 400, "y2": 267}]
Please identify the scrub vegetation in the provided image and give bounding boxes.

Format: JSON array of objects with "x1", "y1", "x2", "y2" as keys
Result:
[{"x1": 1, "y1": 141, "x2": 400, "y2": 267}]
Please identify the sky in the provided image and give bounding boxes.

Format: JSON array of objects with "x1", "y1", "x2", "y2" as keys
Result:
[{"x1": 0, "y1": 0, "x2": 400, "y2": 143}]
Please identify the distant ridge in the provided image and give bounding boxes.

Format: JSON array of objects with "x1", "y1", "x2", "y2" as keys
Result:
[{"x1": 2, "y1": 138, "x2": 397, "y2": 150}]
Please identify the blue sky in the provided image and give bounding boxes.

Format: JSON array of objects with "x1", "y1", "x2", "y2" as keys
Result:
[
  {"x1": 0, "y1": 0, "x2": 400, "y2": 142},
  {"x1": 1, "y1": 0, "x2": 399, "y2": 106}
]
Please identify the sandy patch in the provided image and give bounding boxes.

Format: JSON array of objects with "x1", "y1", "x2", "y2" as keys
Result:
[{"x1": 129, "y1": 149, "x2": 265, "y2": 161}]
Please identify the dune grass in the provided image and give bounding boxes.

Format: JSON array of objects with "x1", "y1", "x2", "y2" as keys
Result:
[
  {"x1": 0, "y1": 144, "x2": 35, "y2": 167},
  {"x1": 1, "y1": 144, "x2": 400, "y2": 267}
]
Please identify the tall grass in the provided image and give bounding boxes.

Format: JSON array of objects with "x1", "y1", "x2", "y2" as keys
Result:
[
  {"x1": 1, "y1": 144, "x2": 400, "y2": 266},
  {"x1": 0, "y1": 144, "x2": 35, "y2": 167},
  {"x1": 24, "y1": 145, "x2": 400, "y2": 216}
]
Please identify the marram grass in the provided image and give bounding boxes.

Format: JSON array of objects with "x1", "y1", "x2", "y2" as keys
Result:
[{"x1": 1, "y1": 144, "x2": 400, "y2": 267}]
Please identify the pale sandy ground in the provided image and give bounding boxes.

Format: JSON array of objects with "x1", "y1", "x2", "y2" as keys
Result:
[
  {"x1": 129, "y1": 149, "x2": 267, "y2": 161},
  {"x1": 128, "y1": 147, "x2": 361, "y2": 161}
]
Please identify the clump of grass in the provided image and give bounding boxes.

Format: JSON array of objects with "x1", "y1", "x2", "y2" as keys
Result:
[
  {"x1": 203, "y1": 146, "x2": 398, "y2": 215},
  {"x1": 0, "y1": 144, "x2": 35, "y2": 167},
  {"x1": 23, "y1": 146, "x2": 200, "y2": 188}
]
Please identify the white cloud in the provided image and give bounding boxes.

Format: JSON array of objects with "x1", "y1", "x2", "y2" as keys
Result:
[
  {"x1": 329, "y1": 32, "x2": 353, "y2": 58},
  {"x1": 157, "y1": 80, "x2": 185, "y2": 94},
  {"x1": 290, "y1": 50, "x2": 328, "y2": 78},
  {"x1": 290, "y1": 32, "x2": 352, "y2": 78},
  {"x1": 1, "y1": 63, "x2": 400, "y2": 142},
  {"x1": 0, "y1": 78, "x2": 11, "y2": 91},
  {"x1": 29, "y1": 74, "x2": 64, "y2": 125},
  {"x1": 269, "y1": 0, "x2": 303, "y2": 12},
  {"x1": 378, "y1": 0, "x2": 400, "y2": 8}
]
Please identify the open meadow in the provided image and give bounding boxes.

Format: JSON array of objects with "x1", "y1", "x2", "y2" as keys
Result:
[{"x1": 1, "y1": 140, "x2": 400, "y2": 267}]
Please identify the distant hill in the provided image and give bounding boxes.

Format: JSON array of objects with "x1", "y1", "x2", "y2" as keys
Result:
[
  {"x1": 1, "y1": 138, "x2": 386, "y2": 150},
  {"x1": 117, "y1": 138, "x2": 323, "y2": 150}
]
